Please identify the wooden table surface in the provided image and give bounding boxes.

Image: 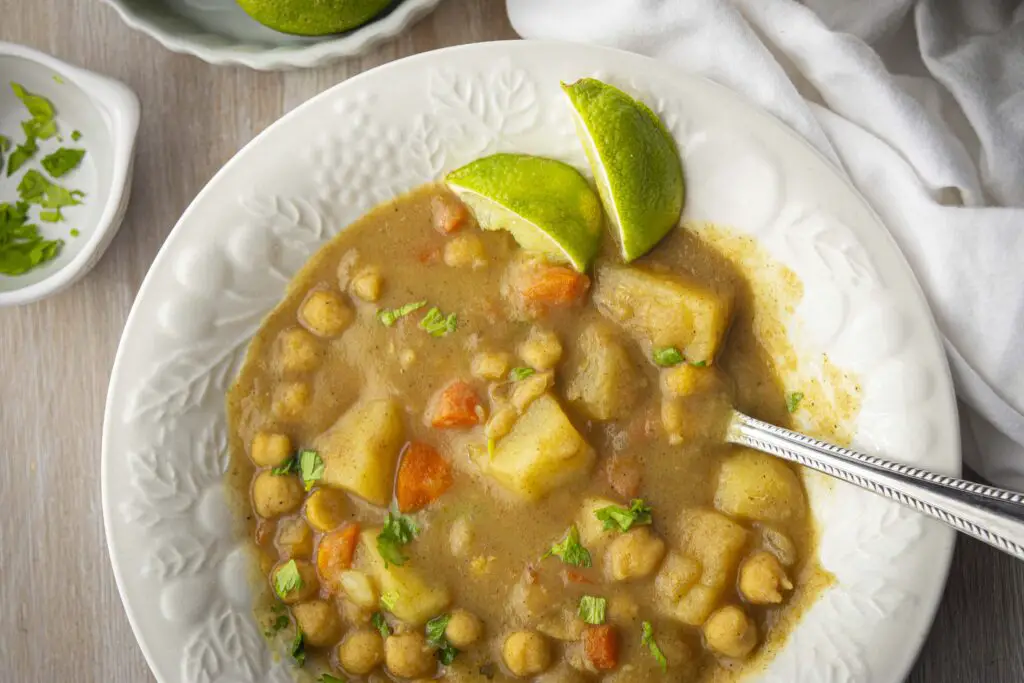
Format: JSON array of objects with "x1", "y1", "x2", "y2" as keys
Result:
[{"x1": 1, "y1": 0, "x2": 1022, "y2": 680}]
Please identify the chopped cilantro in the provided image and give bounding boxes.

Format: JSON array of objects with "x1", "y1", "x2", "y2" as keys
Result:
[
  {"x1": 377, "y1": 300, "x2": 426, "y2": 326},
  {"x1": 17, "y1": 170, "x2": 84, "y2": 222},
  {"x1": 653, "y1": 346, "x2": 685, "y2": 367},
  {"x1": 371, "y1": 611, "x2": 391, "y2": 638},
  {"x1": 41, "y1": 148, "x2": 85, "y2": 178},
  {"x1": 380, "y1": 590, "x2": 399, "y2": 611},
  {"x1": 508, "y1": 367, "x2": 535, "y2": 381},
  {"x1": 264, "y1": 612, "x2": 289, "y2": 637},
  {"x1": 270, "y1": 455, "x2": 298, "y2": 476},
  {"x1": 641, "y1": 621, "x2": 667, "y2": 671},
  {"x1": 595, "y1": 499, "x2": 653, "y2": 532},
  {"x1": 419, "y1": 306, "x2": 458, "y2": 337},
  {"x1": 71, "y1": 130, "x2": 82, "y2": 142},
  {"x1": 377, "y1": 504, "x2": 418, "y2": 567},
  {"x1": 53, "y1": 75, "x2": 65, "y2": 84},
  {"x1": 298, "y1": 449, "x2": 324, "y2": 491},
  {"x1": 22, "y1": 117, "x2": 56, "y2": 141},
  {"x1": 543, "y1": 525, "x2": 592, "y2": 568},
  {"x1": 578, "y1": 595, "x2": 607, "y2": 625},
  {"x1": 273, "y1": 559, "x2": 303, "y2": 599},
  {"x1": 319, "y1": 675, "x2": 346, "y2": 683},
  {"x1": 0, "y1": 201, "x2": 63, "y2": 275},
  {"x1": 437, "y1": 642, "x2": 459, "y2": 665},
  {"x1": 289, "y1": 626, "x2": 306, "y2": 666},
  {"x1": 426, "y1": 614, "x2": 460, "y2": 665},
  {"x1": 0, "y1": 134, "x2": 8, "y2": 168},
  {"x1": 11, "y1": 83, "x2": 56, "y2": 141},
  {"x1": 691, "y1": 360, "x2": 707, "y2": 367},
  {"x1": 70, "y1": 228, "x2": 79, "y2": 237},
  {"x1": 786, "y1": 391, "x2": 804, "y2": 413}
]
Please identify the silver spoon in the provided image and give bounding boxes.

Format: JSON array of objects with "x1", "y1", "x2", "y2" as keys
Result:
[{"x1": 727, "y1": 411, "x2": 1024, "y2": 561}]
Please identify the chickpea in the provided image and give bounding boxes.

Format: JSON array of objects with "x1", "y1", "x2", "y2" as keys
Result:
[
  {"x1": 275, "y1": 516, "x2": 313, "y2": 558},
  {"x1": 445, "y1": 609, "x2": 483, "y2": 648},
  {"x1": 252, "y1": 471, "x2": 304, "y2": 518},
  {"x1": 471, "y1": 351, "x2": 511, "y2": 381},
  {"x1": 305, "y1": 488, "x2": 349, "y2": 532},
  {"x1": 272, "y1": 381, "x2": 311, "y2": 421},
  {"x1": 292, "y1": 600, "x2": 343, "y2": 647},
  {"x1": 274, "y1": 327, "x2": 322, "y2": 375},
  {"x1": 443, "y1": 233, "x2": 487, "y2": 269},
  {"x1": 502, "y1": 630, "x2": 551, "y2": 677},
  {"x1": 250, "y1": 432, "x2": 292, "y2": 468},
  {"x1": 518, "y1": 328, "x2": 562, "y2": 370},
  {"x1": 738, "y1": 551, "x2": 793, "y2": 605},
  {"x1": 299, "y1": 289, "x2": 354, "y2": 338},
  {"x1": 337, "y1": 629, "x2": 385, "y2": 675},
  {"x1": 703, "y1": 605, "x2": 757, "y2": 659},
  {"x1": 385, "y1": 632, "x2": 435, "y2": 678},
  {"x1": 606, "y1": 527, "x2": 667, "y2": 582},
  {"x1": 349, "y1": 266, "x2": 383, "y2": 302},
  {"x1": 271, "y1": 560, "x2": 319, "y2": 604}
]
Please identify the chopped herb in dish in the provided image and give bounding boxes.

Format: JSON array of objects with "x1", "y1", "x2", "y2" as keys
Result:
[
  {"x1": 641, "y1": 621, "x2": 668, "y2": 671},
  {"x1": 0, "y1": 201, "x2": 63, "y2": 275},
  {"x1": 376, "y1": 505, "x2": 418, "y2": 567},
  {"x1": 371, "y1": 611, "x2": 391, "y2": 638},
  {"x1": 289, "y1": 626, "x2": 306, "y2": 666},
  {"x1": 380, "y1": 590, "x2": 399, "y2": 611},
  {"x1": 787, "y1": 391, "x2": 804, "y2": 413},
  {"x1": 377, "y1": 299, "x2": 426, "y2": 326},
  {"x1": 273, "y1": 559, "x2": 303, "y2": 599},
  {"x1": 298, "y1": 449, "x2": 324, "y2": 491},
  {"x1": 12, "y1": 82, "x2": 57, "y2": 141},
  {"x1": 71, "y1": 130, "x2": 82, "y2": 142},
  {"x1": 319, "y1": 675, "x2": 345, "y2": 683},
  {"x1": 578, "y1": 595, "x2": 607, "y2": 625},
  {"x1": 653, "y1": 346, "x2": 685, "y2": 367},
  {"x1": 17, "y1": 169, "x2": 84, "y2": 222},
  {"x1": 543, "y1": 525, "x2": 592, "y2": 568},
  {"x1": 6, "y1": 137, "x2": 38, "y2": 177},
  {"x1": 508, "y1": 366, "x2": 535, "y2": 381},
  {"x1": 419, "y1": 306, "x2": 457, "y2": 336},
  {"x1": 264, "y1": 612, "x2": 290, "y2": 637},
  {"x1": 595, "y1": 499, "x2": 653, "y2": 532},
  {"x1": 41, "y1": 147, "x2": 85, "y2": 178}
]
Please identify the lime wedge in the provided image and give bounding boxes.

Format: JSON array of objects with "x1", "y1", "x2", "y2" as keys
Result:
[
  {"x1": 445, "y1": 153, "x2": 603, "y2": 272},
  {"x1": 562, "y1": 78, "x2": 685, "y2": 262},
  {"x1": 236, "y1": 0, "x2": 392, "y2": 36}
]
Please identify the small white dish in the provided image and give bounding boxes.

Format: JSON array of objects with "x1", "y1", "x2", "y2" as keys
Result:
[
  {"x1": 0, "y1": 42, "x2": 139, "y2": 307},
  {"x1": 103, "y1": 0, "x2": 444, "y2": 71}
]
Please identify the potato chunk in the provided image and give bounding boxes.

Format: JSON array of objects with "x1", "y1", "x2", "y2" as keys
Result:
[
  {"x1": 565, "y1": 323, "x2": 640, "y2": 420},
  {"x1": 314, "y1": 399, "x2": 404, "y2": 506},
  {"x1": 655, "y1": 509, "x2": 748, "y2": 626},
  {"x1": 481, "y1": 394, "x2": 595, "y2": 500},
  {"x1": 355, "y1": 528, "x2": 450, "y2": 626},
  {"x1": 593, "y1": 265, "x2": 732, "y2": 365},
  {"x1": 714, "y1": 449, "x2": 805, "y2": 524}
]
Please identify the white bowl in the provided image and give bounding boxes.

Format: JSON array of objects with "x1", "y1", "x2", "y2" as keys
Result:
[
  {"x1": 0, "y1": 42, "x2": 139, "y2": 307},
  {"x1": 103, "y1": 0, "x2": 445, "y2": 70}
]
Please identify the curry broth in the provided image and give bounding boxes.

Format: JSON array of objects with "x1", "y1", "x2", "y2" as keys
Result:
[{"x1": 226, "y1": 184, "x2": 831, "y2": 682}]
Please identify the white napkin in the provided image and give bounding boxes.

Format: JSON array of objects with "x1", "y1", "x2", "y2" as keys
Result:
[{"x1": 507, "y1": 0, "x2": 1024, "y2": 489}]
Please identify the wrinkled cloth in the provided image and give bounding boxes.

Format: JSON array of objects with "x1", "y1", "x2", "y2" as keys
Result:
[{"x1": 507, "y1": 0, "x2": 1024, "y2": 488}]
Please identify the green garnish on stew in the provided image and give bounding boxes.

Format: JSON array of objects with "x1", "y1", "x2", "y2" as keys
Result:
[
  {"x1": 786, "y1": 391, "x2": 804, "y2": 413},
  {"x1": 419, "y1": 306, "x2": 458, "y2": 337},
  {"x1": 264, "y1": 612, "x2": 290, "y2": 637},
  {"x1": 691, "y1": 360, "x2": 707, "y2": 367},
  {"x1": 426, "y1": 614, "x2": 460, "y2": 665},
  {"x1": 274, "y1": 559, "x2": 303, "y2": 599},
  {"x1": 0, "y1": 201, "x2": 63, "y2": 275},
  {"x1": 371, "y1": 611, "x2": 391, "y2": 638},
  {"x1": 508, "y1": 367, "x2": 535, "y2": 381},
  {"x1": 41, "y1": 148, "x2": 85, "y2": 178},
  {"x1": 377, "y1": 505, "x2": 419, "y2": 567},
  {"x1": 543, "y1": 525, "x2": 592, "y2": 568},
  {"x1": 319, "y1": 675, "x2": 345, "y2": 683},
  {"x1": 652, "y1": 346, "x2": 685, "y2": 367},
  {"x1": 578, "y1": 595, "x2": 607, "y2": 625},
  {"x1": 595, "y1": 499, "x2": 653, "y2": 532},
  {"x1": 377, "y1": 300, "x2": 427, "y2": 326},
  {"x1": 18, "y1": 169, "x2": 84, "y2": 222},
  {"x1": 380, "y1": 590, "x2": 399, "y2": 611},
  {"x1": 289, "y1": 626, "x2": 306, "y2": 666},
  {"x1": 641, "y1": 621, "x2": 668, "y2": 671},
  {"x1": 298, "y1": 449, "x2": 324, "y2": 491}
]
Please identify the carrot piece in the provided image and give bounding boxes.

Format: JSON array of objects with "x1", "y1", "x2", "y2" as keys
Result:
[
  {"x1": 562, "y1": 568, "x2": 595, "y2": 585},
  {"x1": 521, "y1": 266, "x2": 590, "y2": 309},
  {"x1": 431, "y1": 194, "x2": 470, "y2": 235},
  {"x1": 396, "y1": 442, "x2": 454, "y2": 512},
  {"x1": 584, "y1": 624, "x2": 619, "y2": 670},
  {"x1": 317, "y1": 522, "x2": 360, "y2": 590},
  {"x1": 427, "y1": 380, "x2": 482, "y2": 428},
  {"x1": 417, "y1": 246, "x2": 442, "y2": 264}
]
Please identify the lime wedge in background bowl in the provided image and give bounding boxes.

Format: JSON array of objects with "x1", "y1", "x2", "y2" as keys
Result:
[
  {"x1": 445, "y1": 153, "x2": 603, "y2": 272},
  {"x1": 562, "y1": 78, "x2": 685, "y2": 262},
  {"x1": 235, "y1": 0, "x2": 394, "y2": 36}
]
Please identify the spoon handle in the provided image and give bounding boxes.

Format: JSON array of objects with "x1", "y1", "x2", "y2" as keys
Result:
[{"x1": 727, "y1": 411, "x2": 1024, "y2": 562}]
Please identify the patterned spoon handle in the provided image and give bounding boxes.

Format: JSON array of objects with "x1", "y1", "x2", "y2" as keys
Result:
[{"x1": 727, "y1": 411, "x2": 1024, "y2": 562}]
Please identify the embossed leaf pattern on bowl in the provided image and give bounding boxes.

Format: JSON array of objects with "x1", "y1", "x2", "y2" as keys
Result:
[{"x1": 104, "y1": 45, "x2": 956, "y2": 683}]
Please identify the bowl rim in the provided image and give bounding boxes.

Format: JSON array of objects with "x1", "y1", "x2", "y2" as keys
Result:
[
  {"x1": 101, "y1": 0, "x2": 447, "y2": 71},
  {"x1": 0, "y1": 41, "x2": 140, "y2": 307}
]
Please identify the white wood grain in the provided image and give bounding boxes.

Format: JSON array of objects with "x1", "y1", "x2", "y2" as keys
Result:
[{"x1": 0, "y1": 0, "x2": 1018, "y2": 680}]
